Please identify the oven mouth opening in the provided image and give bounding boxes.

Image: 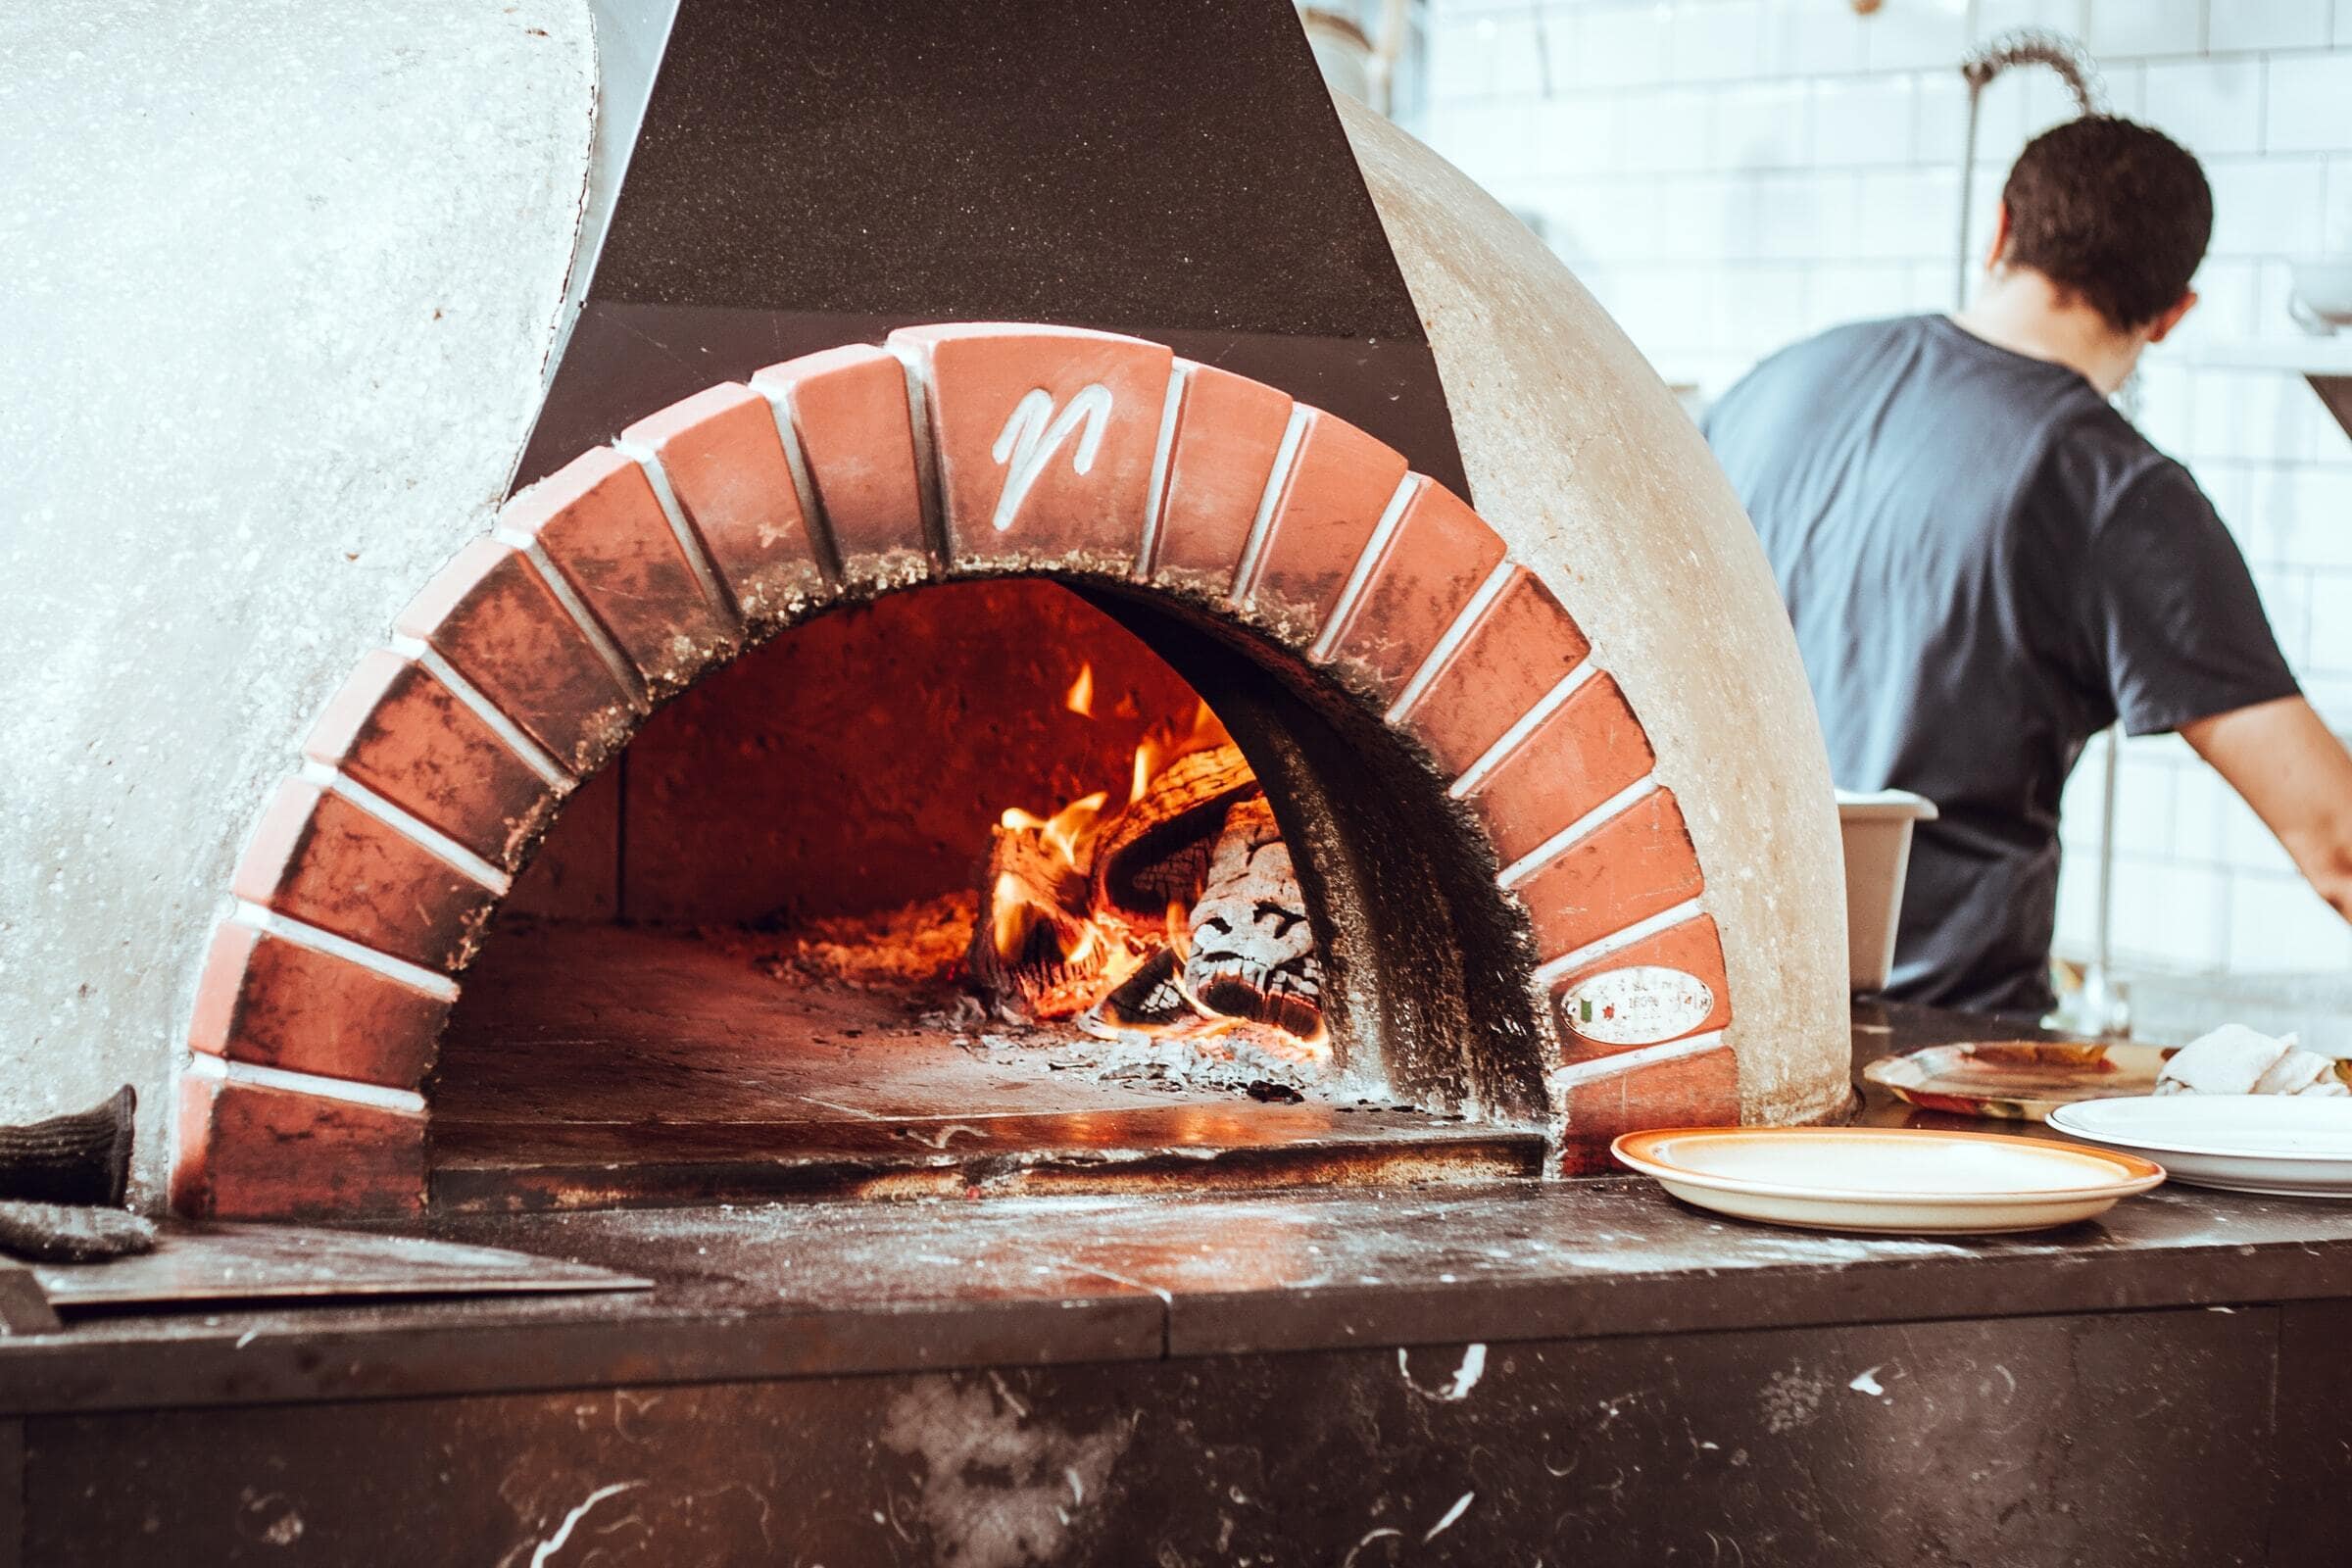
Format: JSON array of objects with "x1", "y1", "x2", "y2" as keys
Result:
[{"x1": 426, "y1": 575, "x2": 1552, "y2": 1212}]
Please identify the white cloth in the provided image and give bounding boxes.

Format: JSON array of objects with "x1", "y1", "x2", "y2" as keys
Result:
[{"x1": 2154, "y1": 1024, "x2": 2350, "y2": 1098}]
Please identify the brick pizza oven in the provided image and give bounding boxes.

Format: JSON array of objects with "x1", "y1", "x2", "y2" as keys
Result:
[{"x1": 8, "y1": 0, "x2": 1851, "y2": 1220}]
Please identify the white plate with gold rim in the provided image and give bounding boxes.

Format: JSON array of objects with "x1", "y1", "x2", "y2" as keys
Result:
[
  {"x1": 1611, "y1": 1126, "x2": 2164, "y2": 1234},
  {"x1": 2048, "y1": 1096, "x2": 2352, "y2": 1197}
]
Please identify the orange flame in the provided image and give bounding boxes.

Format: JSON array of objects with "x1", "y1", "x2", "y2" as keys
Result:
[
  {"x1": 980, "y1": 691, "x2": 1317, "y2": 1054},
  {"x1": 1164, "y1": 899, "x2": 1193, "y2": 963},
  {"x1": 1127, "y1": 700, "x2": 1230, "y2": 807}
]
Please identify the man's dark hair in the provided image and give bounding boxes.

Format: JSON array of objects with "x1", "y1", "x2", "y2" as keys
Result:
[{"x1": 2001, "y1": 117, "x2": 2212, "y2": 331}]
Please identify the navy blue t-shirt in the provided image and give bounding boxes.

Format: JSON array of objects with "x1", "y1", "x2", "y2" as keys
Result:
[{"x1": 1704, "y1": 315, "x2": 2298, "y2": 1015}]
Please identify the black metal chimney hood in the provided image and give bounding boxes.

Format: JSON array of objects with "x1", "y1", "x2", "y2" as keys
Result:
[{"x1": 513, "y1": 0, "x2": 1466, "y2": 498}]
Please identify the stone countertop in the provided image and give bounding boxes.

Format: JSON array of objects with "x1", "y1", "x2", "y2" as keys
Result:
[{"x1": 6, "y1": 1003, "x2": 2352, "y2": 1417}]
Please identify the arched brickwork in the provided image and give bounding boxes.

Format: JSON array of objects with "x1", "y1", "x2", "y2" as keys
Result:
[{"x1": 172, "y1": 323, "x2": 1736, "y2": 1217}]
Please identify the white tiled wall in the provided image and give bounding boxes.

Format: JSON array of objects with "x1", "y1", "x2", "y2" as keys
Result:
[{"x1": 1419, "y1": 0, "x2": 2352, "y2": 977}]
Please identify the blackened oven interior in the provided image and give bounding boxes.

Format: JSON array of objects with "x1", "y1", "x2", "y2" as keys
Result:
[{"x1": 427, "y1": 577, "x2": 1550, "y2": 1210}]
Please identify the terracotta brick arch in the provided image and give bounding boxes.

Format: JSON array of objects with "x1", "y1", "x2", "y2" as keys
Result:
[{"x1": 172, "y1": 323, "x2": 1735, "y2": 1217}]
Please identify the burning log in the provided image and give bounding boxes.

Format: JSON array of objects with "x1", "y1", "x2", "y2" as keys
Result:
[
  {"x1": 967, "y1": 699, "x2": 1326, "y2": 1061},
  {"x1": 1089, "y1": 742, "x2": 1256, "y2": 921},
  {"x1": 1183, "y1": 797, "x2": 1324, "y2": 1043},
  {"x1": 1088, "y1": 944, "x2": 1192, "y2": 1033},
  {"x1": 965, "y1": 807, "x2": 1113, "y2": 1020}
]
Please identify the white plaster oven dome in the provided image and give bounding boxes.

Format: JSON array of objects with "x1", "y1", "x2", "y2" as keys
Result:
[{"x1": 0, "y1": 2, "x2": 1847, "y2": 1209}]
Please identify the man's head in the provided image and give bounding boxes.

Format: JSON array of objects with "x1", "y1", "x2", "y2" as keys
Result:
[{"x1": 1992, "y1": 117, "x2": 2211, "y2": 340}]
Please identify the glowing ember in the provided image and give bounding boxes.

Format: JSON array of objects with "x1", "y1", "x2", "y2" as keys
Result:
[
  {"x1": 968, "y1": 688, "x2": 1327, "y2": 1065},
  {"x1": 1063, "y1": 662, "x2": 1095, "y2": 717}
]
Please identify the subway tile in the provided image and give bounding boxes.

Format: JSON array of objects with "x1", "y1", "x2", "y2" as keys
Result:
[
  {"x1": 2270, "y1": 470, "x2": 2352, "y2": 570},
  {"x1": 1532, "y1": 94, "x2": 1619, "y2": 177},
  {"x1": 2328, "y1": 161, "x2": 2352, "y2": 252},
  {"x1": 2058, "y1": 737, "x2": 2115, "y2": 846},
  {"x1": 1712, "y1": 80, "x2": 1811, "y2": 170},
  {"x1": 2305, "y1": 566, "x2": 2352, "y2": 671},
  {"x1": 1808, "y1": 261, "x2": 1923, "y2": 322},
  {"x1": 1431, "y1": 101, "x2": 1536, "y2": 186},
  {"x1": 1489, "y1": 12, "x2": 1552, "y2": 99},
  {"x1": 1654, "y1": 176, "x2": 1737, "y2": 261},
  {"x1": 2302, "y1": 674, "x2": 2352, "y2": 724},
  {"x1": 1812, "y1": 75, "x2": 1919, "y2": 167},
  {"x1": 1733, "y1": 171, "x2": 1862, "y2": 261},
  {"x1": 2103, "y1": 63, "x2": 2150, "y2": 119},
  {"x1": 2132, "y1": 729, "x2": 2200, "y2": 762},
  {"x1": 2193, "y1": 369, "x2": 2331, "y2": 466},
  {"x1": 2229, "y1": 872, "x2": 2352, "y2": 972},
  {"x1": 1771, "y1": 0, "x2": 1867, "y2": 75},
  {"x1": 2206, "y1": 157, "x2": 2330, "y2": 256},
  {"x1": 2208, "y1": 0, "x2": 2332, "y2": 53},
  {"x1": 1544, "y1": 177, "x2": 1664, "y2": 262},
  {"x1": 1720, "y1": 264, "x2": 1817, "y2": 357},
  {"x1": 2220, "y1": 778, "x2": 2303, "y2": 874},
  {"x1": 1916, "y1": 72, "x2": 1971, "y2": 165},
  {"x1": 1977, "y1": 0, "x2": 2089, "y2": 39},
  {"x1": 2268, "y1": 56, "x2": 2352, "y2": 154},
  {"x1": 2109, "y1": 857, "x2": 2230, "y2": 969},
  {"x1": 1541, "y1": 6, "x2": 1583, "y2": 93},
  {"x1": 2196, "y1": 454, "x2": 2260, "y2": 533},
  {"x1": 2141, "y1": 58, "x2": 2264, "y2": 159},
  {"x1": 1618, "y1": 87, "x2": 1718, "y2": 172},
  {"x1": 2172, "y1": 760, "x2": 2237, "y2": 865},
  {"x1": 1427, "y1": 15, "x2": 1497, "y2": 102},
  {"x1": 1574, "y1": 3, "x2": 1670, "y2": 87},
  {"x1": 2114, "y1": 748, "x2": 2182, "y2": 858},
  {"x1": 2087, "y1": 0, "x2": 2206, "y2": 60},
  {"x1": 1863, "y1": 0, "x2": 1970, "y2": 72},
  {"x1": 1853, "y1": 168, "x2": 1962, "y2": 261},
  {"x1": 1951, "y1": 170, "x2": 2007, "y2": 285},
  {"x1": 2052, "y1": 853, "x2": 2099, "y2": 950},
  {"x1": 1963, "y1": 69, "x2": 2036, "y2": 172},
  {"x1": 2341, "y1": 2, "x2": 2352, "y2": 47},
  {"x1": 2132, "y1": 363, "x2": 2197, "y2": 454},
  {"x1": 1669, "y1": 1, "x2": 1767, "y2": 82},
  {"x1": 2255, "y1": 566, "x2": 2317, "y2": 667},
  {"x1": 2190, "y1": 258, "x2": 2263, "y2": 345}
]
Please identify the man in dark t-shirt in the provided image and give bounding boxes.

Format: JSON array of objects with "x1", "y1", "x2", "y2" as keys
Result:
[{"x1": 1704, "y1": 118, "x2": 2352, "y2": 1016}]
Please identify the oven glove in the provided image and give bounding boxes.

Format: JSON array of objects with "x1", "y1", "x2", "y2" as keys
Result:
[
  {"x1": 0, "y1": 1200, "x2": 158, "y2": 1262},
  {"x1": 0, "y1": 1085, "x2": 137, "y2": 1206}
]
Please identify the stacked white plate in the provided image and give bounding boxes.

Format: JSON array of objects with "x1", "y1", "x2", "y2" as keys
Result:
[
  {"x1": 1611, "y1": 1127, "x2": 2163, "y2": 1233},
  {"x1": 2048, "y1": 1096, "x2": 2352, "y2": 1197}
]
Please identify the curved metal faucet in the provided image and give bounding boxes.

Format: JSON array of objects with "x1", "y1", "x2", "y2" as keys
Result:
[{"x1": 1955, "y1": 28, "x2": 2107, "y2": 309}]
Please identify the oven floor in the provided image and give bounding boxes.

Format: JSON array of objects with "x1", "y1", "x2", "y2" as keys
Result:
[{"x1": 429, "y1": 922, "x2": 1544, "y2": 1211}]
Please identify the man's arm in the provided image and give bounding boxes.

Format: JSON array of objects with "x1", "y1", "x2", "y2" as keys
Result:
[{"x1": 2180, "y1": 696, "x2": 2352, "y2": 921}]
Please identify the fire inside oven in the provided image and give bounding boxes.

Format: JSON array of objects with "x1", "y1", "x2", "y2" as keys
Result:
[{"x1": 427, "y1": 578, "x2": 1551, "y2": 1210}]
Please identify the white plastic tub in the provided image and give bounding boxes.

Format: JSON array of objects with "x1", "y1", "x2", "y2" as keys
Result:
[{"x1": 1837, "y1": 789, "x2": 1940, "y2": 992}]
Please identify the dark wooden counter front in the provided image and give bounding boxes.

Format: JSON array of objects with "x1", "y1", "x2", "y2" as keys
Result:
[{"x1": 4, "y1": 1004, "x2": 2347, "y2": 1565}]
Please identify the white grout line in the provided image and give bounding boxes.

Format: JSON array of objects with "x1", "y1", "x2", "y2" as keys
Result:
[
  {"x1": 1134, "y1": 361, "x2": 1190, "y2": 582},
  {"x1": 389, "y1": 637, "x2": 573, "y2": 791},
  {"x1": 1308, "y1": 471, "x2": 1424, "y2": 663},
  {"x1": 750, "y1": 377, "x2": 844, "y2": 587},
  {"x1": 1386, "y1": 559, "x2": 1518, "y2": 726},
  {"x1": 886, "y1": 342, "x2": 950, "y2": 568},
  {"x1": 1532, "y1": 897, "x2": 1708, "y2": 986},
  {"x1": 1448, "y1": 659, "x2": 1596, "y2": 801},
  {"x1": 1496, "y1": 773, "x2": 1661, "y2": 891},
  {"x1": 1544, "y1": 1030, "x2": 1728, "y2": 1091},
  {"x1": 494, "y1": 533, "x2": 650, "y2": 714},
  {"x1": 183, "y1": 1050, "x2": 428, "y2": 1116},
  {"x1": 612, "y1": 440, "x2": 742, "y2": 628},
  {"x1": 299, "y1": 761, "x2": 513, "y2": 895},
  {"x1": 1228, "y1": 404, "x2": 1311, "y2": 609},
  {"x1": 231, "y1": 900, "x2": 461, "y2": 1002}
]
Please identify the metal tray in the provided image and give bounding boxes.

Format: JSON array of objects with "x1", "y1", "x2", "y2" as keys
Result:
[{"x1": 1863, "y1": 1041, "x2": 2174, "y2": 1122}]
